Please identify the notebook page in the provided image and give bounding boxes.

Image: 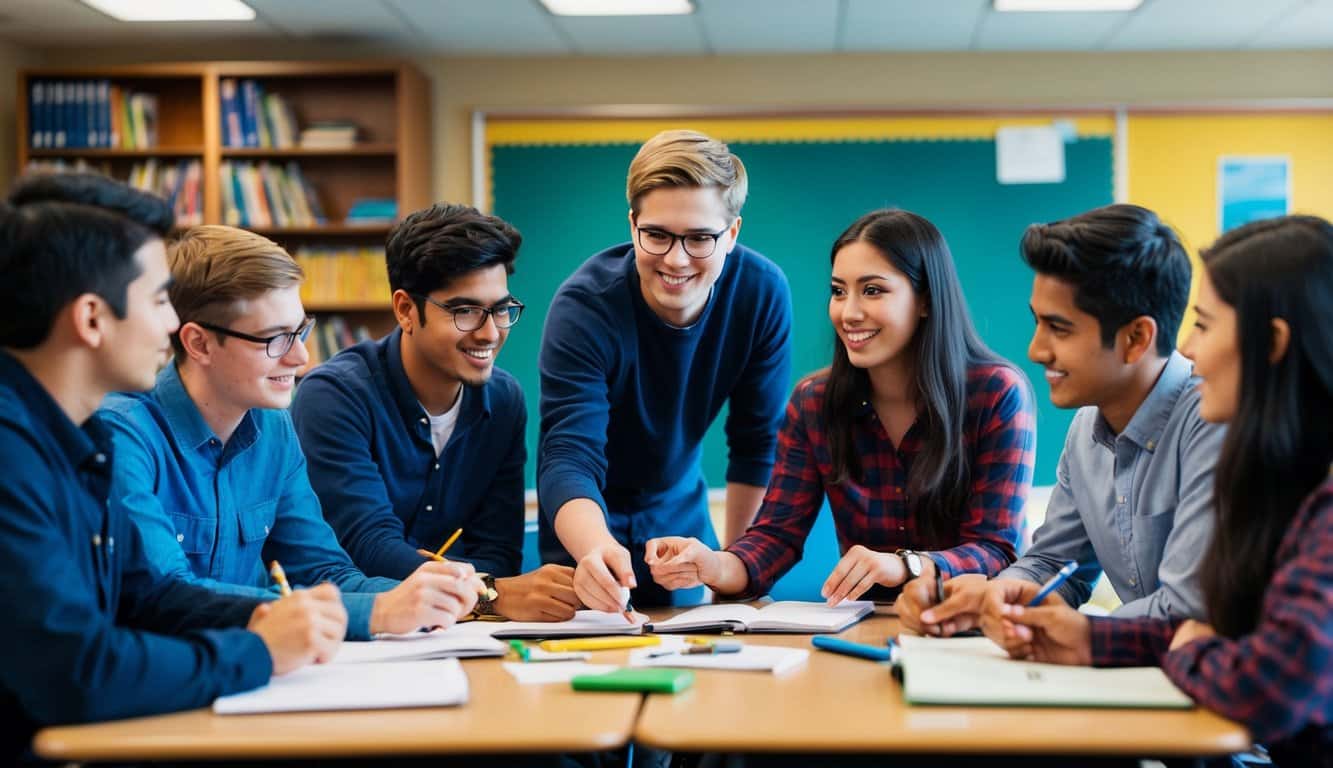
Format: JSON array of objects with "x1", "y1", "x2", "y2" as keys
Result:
[{"x1": 213, "y1": 659, "x2": 469, "y2": 714}]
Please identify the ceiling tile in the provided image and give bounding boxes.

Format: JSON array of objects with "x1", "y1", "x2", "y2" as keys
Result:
[
  {"x1": 551, "y1": 12, "x2": 708, "y2": 55},
  {"x1": 842, "y1": 0, "x2": 987, "y2": 51},
  {"x1": 695, "y1": 0, "x2": 839, "y2": 53},
  {"x1": 1248, "y1": 0, "x2": 1333, "y2": 48},
  {"x1": 974, "y1": 5, "x2": 1128, "y2": 50},
  {"x1": 1105, "y1": 0, "x2": 1296, "y2": 50},
  {"x1": 388, "y1": 0, "x2": 570, "y2": 54},
  {"x1": 247, "y1": 0, "x2": 409, "y2": 42}
]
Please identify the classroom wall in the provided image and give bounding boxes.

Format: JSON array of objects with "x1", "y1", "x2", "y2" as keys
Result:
[
  {"x1": 8, "y1": 46, "x2": 1333, "y2": 204},
  {"x1": 0, "y1": 39, "x2": 40, "y2": 188}
]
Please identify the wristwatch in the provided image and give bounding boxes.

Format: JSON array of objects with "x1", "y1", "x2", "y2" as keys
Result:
[
  {"x1": 473, "y1": 572, "x2": 501, "y2": 618},
  {"x1": 895, "y1": 549, "x2": 925, "y2": 580}
]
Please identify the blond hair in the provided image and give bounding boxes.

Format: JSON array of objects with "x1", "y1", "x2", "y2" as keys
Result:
[
  {"x1": 167, "y1": 224, "x2": 303, "y2": 355},
  {"x1": 626, "y1": 129, "x2": 748, "y2": 220}
]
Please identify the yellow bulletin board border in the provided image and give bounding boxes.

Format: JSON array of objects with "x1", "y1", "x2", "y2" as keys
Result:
[{"x1": 475, "y1": 109, "x2": 1119, "y2": 214}]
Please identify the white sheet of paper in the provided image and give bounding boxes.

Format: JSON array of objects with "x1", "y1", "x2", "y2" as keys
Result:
[
  {"x1": 996, "y1": 125, "x2": 1066, "y2": 184},
  {"x1": 333, "y1": 629, "x2": 506, "y2": 664},
  {"x1": 503, "y1": 661, "x2": 617, "y2": 685},
  {"x1": 487, "y1": 610, "x2": 647, "y2": 638},
  {"x1": 629, "y1": 644, "x2": 809, "y2": 675},
  {"x1": 213, "y1": 659, "x2": 468, "y2": 714}
]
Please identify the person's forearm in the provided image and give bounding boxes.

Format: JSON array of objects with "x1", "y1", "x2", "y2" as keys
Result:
[
  {"x1": 554, "y1": 499, "x2": 618, "y2": 561},
  {"x1": 708, "y1": 551, "x2": 754, "y2": 597},
  {"x1": 723, "y1": 482, "x2": 765, "y2": 548}
]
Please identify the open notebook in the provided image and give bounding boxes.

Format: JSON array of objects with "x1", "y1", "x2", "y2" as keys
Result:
[
  {"x1": 896, "y1": 636, "x2": 1193, "y2": 709},
  {"x1": 334, "y1": 629, "x2": 507, "y2": 664},
  {"x1": 645, "y1": 600, "x2": 873, "y2": 634},
  {"x1": 213, "y1": 658, "x2": 468, "y2": 714}
]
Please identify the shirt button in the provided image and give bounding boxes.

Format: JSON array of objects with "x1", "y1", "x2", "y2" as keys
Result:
[
  {"x1": 92, "y1": 534, "x2": 102, "y2": 546},
  {"x1": 1146, "y1": 440, "x2": 1156, "y2": 451},
  {"x1": 93, "y1": 453, "x2": 107, "y2": 464},
  {"x1": 176, "y1": 533, "x2": 184, "y2": 543},
  {"x1": 894, "y1": 487, "x2": 903, "y2": 494},
  {"x1": 1118, "y1": 496, "x2": 1126, "y2": 504},
  {"x1": 264, "y1": 525, "x2": 270, "y2": 535},
  {"x1": 897, "y1": 525, "x2": 905, "y2": 531},
  {"x1": 1128, "y1": 578, "x2": 1137, "y2": 587},
  {"x1": 433, "y1": 463, "x2": 440, "y2": 471},
  {"x1": 425, "y1": 505, "x2": 433, "y2": 512},
  {"x1": 420, "y1": 417, "x2": 428, "y2": 425}
]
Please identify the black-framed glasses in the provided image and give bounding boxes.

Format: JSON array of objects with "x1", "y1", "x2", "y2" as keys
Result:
[
  {"x1": 413, "y1": 294, "x2": 525, "y2": 332},
  {"x1": 635, "y1": 225, "x2": 729, "y2": 260},
  {"x1": 196, "y1": 316, "x2": 316, "y2": 359}
]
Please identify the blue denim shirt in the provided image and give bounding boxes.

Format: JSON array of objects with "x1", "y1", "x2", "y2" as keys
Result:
[
  {"x1": 290, "y1": 329, "x2": 525, "y2": 580},
  {"x1": 100, "y1": 363, "x2": 401, "y2": 639},
  {"x1": 1000, "y1": 352, "x2": 1223, "y2": 619},
  {"x1": 0, "y1": 352, "x2": 269, "y2": 760}
]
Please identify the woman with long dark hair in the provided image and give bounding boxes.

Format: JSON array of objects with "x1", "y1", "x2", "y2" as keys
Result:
[
  {"x1": 644, "y1": 208, "x2": 1035, "y2": 601},
  {"x1": 996, "y1": 215, "x2": 1333, "y2": 766}
]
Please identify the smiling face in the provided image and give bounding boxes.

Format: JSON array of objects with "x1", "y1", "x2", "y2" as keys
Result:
[
  {"x1": 403, "y1": 263, "x2": 513, "y2": 395},
  {"x1": 205, "y1": 285, "x2": 310, "y2": 411},
  {"x1": 828, "y1": 239, "x2": 925, "y2": 372},
  {"x1": 1026, "y1": 273, "x2": 1132, "y2": 410},
  {"x1": 97, "y1": 238, "x2": 180, "y2": 392},
  {"x1": 1180, "y1": 269, "x2": 1241, "y2": 423},
  {"x1": 630, "y1": 186, "x2": 740, "y2": 328}
]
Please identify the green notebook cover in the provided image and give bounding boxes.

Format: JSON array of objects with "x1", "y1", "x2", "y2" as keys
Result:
[{"x1": 571, "y1": 668, "x2": 695, "y2": 694}]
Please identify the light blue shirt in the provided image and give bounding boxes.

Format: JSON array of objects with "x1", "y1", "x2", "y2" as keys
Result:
[
  {"x1": 100, "y1": 363, "x2": 401, "y2": 639},
  {"x1": 999, "y1": 352, "x2": 1223, "y2": 619}
]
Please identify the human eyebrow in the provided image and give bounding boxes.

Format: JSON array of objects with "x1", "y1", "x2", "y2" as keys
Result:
[
  {"x1": 855, "y1": 275, "x2": 889, "y2": 284},
  {"x1": 157, "y1": 277, "x2": 175, "y2": 293},
  {"x1": 1193, "y1": 305, "x2": 1213, "y2": 320}
]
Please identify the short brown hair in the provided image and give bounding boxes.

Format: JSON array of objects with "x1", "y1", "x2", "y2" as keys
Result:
[
  {"x1": 626, "y1": 129, "x2": 748, "y2": 220},
  {"x1": 167, "y1": 224, "x2": 303, "y2": 355}
]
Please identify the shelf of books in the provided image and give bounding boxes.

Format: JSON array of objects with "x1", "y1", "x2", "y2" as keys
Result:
[{"x1": 18, "y1": 61, "x2": 431, "y2": 370}]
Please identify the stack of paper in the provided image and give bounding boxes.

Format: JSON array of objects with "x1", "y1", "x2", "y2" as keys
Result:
[
  {"x1": 213, "y1": 658, "x2": 468, "y2": 714},
  {"x1": 335, "y1": 629, "x2": 507, "y2": 664},
  {"x1": 895, "y1": 636, "x2": 1193, "y2": 709},
  {"x1": 629, "y1": 644, "x2": 809, "y2": 675},
  {"x1": 485, "y1": 610, "x2": 647, "y2": 639}
]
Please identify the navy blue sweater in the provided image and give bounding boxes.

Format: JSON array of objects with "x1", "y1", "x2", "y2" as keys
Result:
[
  {"x1": 537, "y1": 241, "x2": 792, "y2": 580},
  {"x1": 291, "y1": 329, "x2": 525, "y2": 580}
]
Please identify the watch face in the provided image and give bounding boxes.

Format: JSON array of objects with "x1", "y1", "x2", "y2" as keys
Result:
[{"x1": 905, "y1": 552, "x2": 923, "y2": 578}]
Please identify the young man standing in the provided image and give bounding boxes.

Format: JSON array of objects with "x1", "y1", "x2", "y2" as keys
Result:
[
  {"x1": 539, "y1": 129, "x2": 793, "y2": 610},
  {"x1": 292, "y1": 204, "x2": 579, "y2": 622},
  {"x1": 0, "y1": 174, "x2": 342, "y2": 761},
  {"x1": 100, "y1": 225, "x2": 482, "y2": 641},
  {"x1": 898, "y1": 204, "x2": 1223, "y2": 636}
]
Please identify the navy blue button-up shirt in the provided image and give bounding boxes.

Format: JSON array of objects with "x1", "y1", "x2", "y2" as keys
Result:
[
  {"x1": 291, "y1": 329, "x2": 525, "y2": 580},
  {"x1": 0, "y1": 351, "x2": 270, "y2": 760}
]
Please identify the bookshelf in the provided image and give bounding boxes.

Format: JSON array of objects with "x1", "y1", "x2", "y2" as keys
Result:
[{"x1": 17, "y1": 60, "x2": 430, "y2": 367}]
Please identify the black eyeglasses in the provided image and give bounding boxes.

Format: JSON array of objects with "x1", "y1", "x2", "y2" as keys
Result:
[
  {"x1": 635, "y1": 225, "x2": 730, "y2": 260},
  {"x1": 412, "y1": 294, "x2": 525, "y2": 332},
  {"x1": 196, "y1": 317, "x2": 316, "y2": 359}
]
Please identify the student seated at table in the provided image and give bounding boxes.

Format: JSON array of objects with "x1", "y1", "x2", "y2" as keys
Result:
[
  {"x1": 898, "y1": 204, "x2": 1222, "y2": 635},
  {"x1": 993, "y1": 215, "x2": 1333, "y2": 767},
  {"x1": 292, "y1": 203, "x2": 579, "y2": 621},
  {"x1": 99, "y1": 225, "x2": 483, "y2": 641},
  {"x1": 645, "y1": 208, "x2": 1035, "y2": 601},
  {"x1": 0, "y1": 174, "x2": 344, "y2": 762}
]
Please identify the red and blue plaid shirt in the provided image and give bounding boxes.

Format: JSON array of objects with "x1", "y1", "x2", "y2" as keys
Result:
[
  {"x1": 1090, "y1": 475, "x2": 1333, "y2": 760},
  {"x1": 727, "y1": 363, "x2": 1035, "y2": 599}
]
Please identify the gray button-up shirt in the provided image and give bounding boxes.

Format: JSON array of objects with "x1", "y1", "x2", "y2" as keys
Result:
[{"x1": 999, "y1": 352, "x2": 1223, "y2": 619}]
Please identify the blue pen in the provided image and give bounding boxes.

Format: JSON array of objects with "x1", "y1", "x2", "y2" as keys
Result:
[
  {"x1": 1027, "y1": 560, "x2": 1079, "y2": 606},
  {"x1": 812, "y1": 635, "x2": 894, "y2": 662}
]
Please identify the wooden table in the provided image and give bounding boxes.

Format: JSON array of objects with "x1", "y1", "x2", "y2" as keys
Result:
[
  {"x1": 634, "y1": 609, "x2": 1252, "y2": 757},
  {"x1": 32, "y1": 652, "x2": 640, "y2": 762}
]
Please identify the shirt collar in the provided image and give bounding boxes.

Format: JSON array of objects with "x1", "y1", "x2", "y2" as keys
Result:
[
  {"x1": 155, "y1": 361, "x2": 259, "y2": 452},
  {"x1": 1092, "y1": 351, "x2": 1194, "y2": 451},
  {"x1": 0, "y1": 350, "x2": 112, "y2": 472},
  {"x1": 383, "y1": 328, "x2": 491, "y2": 444}
]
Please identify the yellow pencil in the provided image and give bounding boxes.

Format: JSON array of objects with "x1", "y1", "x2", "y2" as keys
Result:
[
  {"x1": 431, "y1": 527, "x2": 464, "y2": 561},
  {"x1": 269, "y1": 560, "x2": 292, "y2": 597}
]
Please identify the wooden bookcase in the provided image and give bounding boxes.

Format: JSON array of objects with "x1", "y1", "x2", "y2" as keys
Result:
[{"x1": 16, "y1": 60, "x2": 431, "y2": 363}]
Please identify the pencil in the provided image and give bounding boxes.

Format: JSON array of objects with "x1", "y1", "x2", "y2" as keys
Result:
[
  {"x1": 269, "y1": 560, "x2": 292, "y2": 597},
  {"x1": 431, "y1": 527, "x2": 464, "y2": 561}
]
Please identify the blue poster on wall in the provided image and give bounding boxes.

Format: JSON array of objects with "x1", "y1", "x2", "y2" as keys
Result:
[{"x1": 1218, "y1": 156, "x2": 1290, "y2": 233}]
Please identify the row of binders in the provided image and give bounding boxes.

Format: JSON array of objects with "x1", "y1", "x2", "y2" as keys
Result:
[
  {"x1": 220, "y1": 161, "x2": 326, "y2": 229},
  {"x1": 295, "y1": 246, "x2": 391, "y2": 306},
  {"x1": 28, "y1": 80, "x2": 158, "y2": 149},
  {"x1": 24, "y1": 158, "x2": 203, "y2": 226}
]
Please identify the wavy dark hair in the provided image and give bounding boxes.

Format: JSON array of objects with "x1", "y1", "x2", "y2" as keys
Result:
[
  {"x1": 1198, "y1": 215, "x2": 1333, "y2": 638},
  {"x1": 823, "y1": 209, "x2": 1014, "y2": 546}
]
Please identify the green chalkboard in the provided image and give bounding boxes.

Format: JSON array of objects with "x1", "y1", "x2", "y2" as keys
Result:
[{"x1": 493, "y1": 137, "x2": 1114, "y2": 488}]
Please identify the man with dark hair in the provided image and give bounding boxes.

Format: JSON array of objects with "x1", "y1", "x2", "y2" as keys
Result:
[
  {"x1": 292, "y1": 203, "x2": 579, "y2": 622},
  {"x1": 899, "y1": 203, "x2": 1223, "y2": 636},
  {"x1": 0, "y1": 173, "x2": 344, "y2": 761}
]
